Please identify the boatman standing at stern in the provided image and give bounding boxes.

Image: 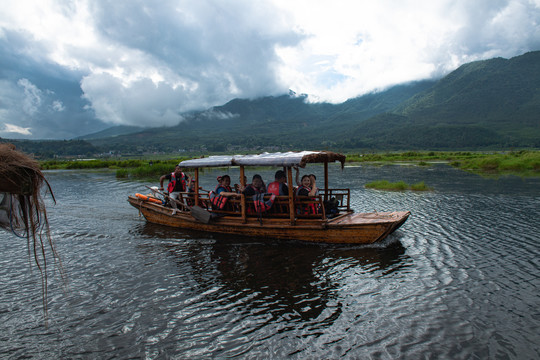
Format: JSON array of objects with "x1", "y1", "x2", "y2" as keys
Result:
[{"x1": 159, "y1": 165, "x2": 189, "y2": 212}]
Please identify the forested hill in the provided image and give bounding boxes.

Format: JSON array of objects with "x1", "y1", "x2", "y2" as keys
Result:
[
  {"x1": 88, "y1": 80, "x2": 435, "y2": 152},
  {"x1": 87, "y1": 50, "x2": 539, "y2": 152},
  {"x1": 340, "y1": 50, "x2": 540, "y2": 149},
  {"x1": 8, "y1": 50, "x2": 539, "y2": 156}
]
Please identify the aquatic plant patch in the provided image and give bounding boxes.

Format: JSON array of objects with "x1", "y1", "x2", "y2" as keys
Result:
[{"x1": 365, "y1": 180, "x2": 432, "y2": 191}]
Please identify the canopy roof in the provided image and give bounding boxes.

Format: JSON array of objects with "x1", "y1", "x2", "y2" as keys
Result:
[{"x1": 179, "y1": 151, "x2": 346, "y2": 168}]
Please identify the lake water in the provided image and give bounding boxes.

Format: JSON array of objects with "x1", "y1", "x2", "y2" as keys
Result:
[{"x1": 1, "y1": 164, "x2": 539, "y2": 359}]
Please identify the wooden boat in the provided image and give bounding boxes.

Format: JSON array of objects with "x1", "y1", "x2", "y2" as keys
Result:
[{"x1": 128, "y1": 151, "x2": 410, "y2": 244}]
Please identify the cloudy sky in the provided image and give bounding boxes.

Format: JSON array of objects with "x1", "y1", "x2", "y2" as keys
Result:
[{"x1": 1, "y1": 0, "x2": 540, "y2": 139}]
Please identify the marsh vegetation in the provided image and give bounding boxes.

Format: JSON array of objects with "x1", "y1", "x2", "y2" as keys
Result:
[
  {"x1": 39, "y1": 151, "x2": 540, "y2": 178},
  {"x1": 365, "y1": 180, "x2": 432, "y2": 191}
]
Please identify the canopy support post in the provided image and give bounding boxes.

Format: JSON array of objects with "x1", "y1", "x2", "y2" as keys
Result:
[
  {"x1": 194, "y1": 168, "x2": 199, "y2": 206},
  {"x1": 324, "y1": 161, "x2": 328, "y2": 203},
  {"x1": 240, "y1": 166, "x2": 246, "y2": 223},
  {"x1": 287, "y1": 167, "x2": 295, "y2": 226}
]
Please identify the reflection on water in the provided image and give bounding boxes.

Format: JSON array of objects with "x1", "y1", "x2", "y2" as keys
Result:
[
  {"x1": 0, "y1": 166, "x2": 539, "y2": 359},
  {"x1": 135, "y1": 222, "x2": 410, "y2": 325}
]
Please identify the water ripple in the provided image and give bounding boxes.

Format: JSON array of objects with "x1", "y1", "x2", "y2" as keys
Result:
[{"x1": 1, "y1": 168, "x2": 539, "y2": 358}]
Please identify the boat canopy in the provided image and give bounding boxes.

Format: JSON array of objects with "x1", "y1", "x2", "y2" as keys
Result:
[{"x1": 179, "y1": 151, "x2": 346, "y2": 168}]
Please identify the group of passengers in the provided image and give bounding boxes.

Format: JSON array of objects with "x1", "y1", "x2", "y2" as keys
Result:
[
  {"x1": 210, "y1": 169, "x2": 320, "y2": 215},
  {"x1": 159, "y1": 166, "x2": 320, "y2": 215}
]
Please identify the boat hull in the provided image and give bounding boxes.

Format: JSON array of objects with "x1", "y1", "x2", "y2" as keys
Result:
[{"x1": 128, "y1": 196, "x2": 409, "y2": 244}]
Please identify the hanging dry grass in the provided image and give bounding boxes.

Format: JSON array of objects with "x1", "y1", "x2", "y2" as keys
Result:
[{"x1": 0, "y1": 143, "x2": 64, "y2": 325}]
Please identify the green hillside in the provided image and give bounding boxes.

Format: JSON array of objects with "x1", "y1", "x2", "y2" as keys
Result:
[{"x1": 340, "y1": 51, "x2": 540, "y2": 149}]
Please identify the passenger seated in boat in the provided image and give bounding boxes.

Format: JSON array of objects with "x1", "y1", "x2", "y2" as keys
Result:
[
  {"x1": 159, "y1": 165, "x2": 188, "y2": 212},
  {"x1": 267, "y1": 170, "x2": 289, "y2": 196},
  {"x1": 267, "y1": 170, "x2": 289, "y2": 213},
  {"x1": 241, "y1": 174, "x2": 271, "y2": 214},
  {"x1": 294, "y1": 167, "x2": 319, "y2": 196},
  {"x1": 234, "y1": 175, "x2": 247, "y2": 193},
  {"x1": 209, "y1": 175, "x2": 237, "y2": 210},
  {"x1": 242, "y1": 174, "x2": 266, "y2": 196},
  {"x1": 295, "y1": 174, "x2": 320, "y2": 215}
]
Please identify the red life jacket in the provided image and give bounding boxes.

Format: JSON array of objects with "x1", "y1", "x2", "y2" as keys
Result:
[
  {"x1": 210, "y1": 184, "x2": 232, "y2": 209},
  {"x1": 251, "y1": 193, "x2": 275, "y2": 214},
  {"x1": 167, "y1": 172, "x2": 186, "y2": 193},
  {"x1": 295, "y1": 185, "x2": 318, "y2": 215},
  {"x1": 267, "y1": 181, "x2": 286, "y2": 196}
]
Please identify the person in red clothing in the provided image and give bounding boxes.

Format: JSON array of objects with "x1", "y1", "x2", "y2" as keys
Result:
[
  {"x1": 267, "y1": 170, "x2": 289, "y2": 196},
  {"x1": 159, "y1": 165, "x2": 188, "y2": 212}
]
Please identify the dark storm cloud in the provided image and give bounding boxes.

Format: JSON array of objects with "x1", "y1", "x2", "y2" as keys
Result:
[{"x1": 0, "y1": 31, "x2": 106, "y2": 139}]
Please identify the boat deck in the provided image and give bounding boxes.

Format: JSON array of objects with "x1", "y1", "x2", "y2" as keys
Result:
[{"x1": 328, "y1": 211, "x2": 410, "y2": 226}]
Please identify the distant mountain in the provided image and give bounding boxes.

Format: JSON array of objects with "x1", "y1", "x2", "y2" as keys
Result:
[
  {"x1": 77, "y1": 125, "x2": 147, "y2": 140},
  {"x1": 340, "y1": 51, "x2": 540, "y2": 149},
  {"x1": 80, "y1": 50, "x2": 540, "y2": 153},
  {"x1": 88, "y1": 80, "x2": 435, "y2": 153}
]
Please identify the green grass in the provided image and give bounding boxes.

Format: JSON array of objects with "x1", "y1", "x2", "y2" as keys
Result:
[
  {"x1": 40, "y1": 151, "x2": 540, "y2": 178},
  {"x1": 365, "y1": 180, "x2": 432, "y2": 191},
  {"x1": 450, "y1": 150, "x2": 540, "y2": 176},
  {"x1": 116, "y1": 163, "x2": 177, "y2": 178},
  {"x1": 346, "y1": 151, "x2": 485, "y2": 163},
  {"x1": 348, "y1": 150, "x2": 540, "y2": 176},
  {"x1": 40, "y1": 158, "x2": 191, "y2": 178},
  {"x1": 40, "y1": 158, "x2": 189, "y2": 170}
]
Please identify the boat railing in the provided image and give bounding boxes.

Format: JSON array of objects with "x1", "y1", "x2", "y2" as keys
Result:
[
  {"x1": 208, "y1": 194, "x2": 293, "y2": 219},
  {"x1": 294, "y1": 195, "x2": 326, "y2": 219},
  {"x1": 177, "y1": 191, "x2": 212, "y2": 210},
  {"x1": 321, "y1": 188, "x2": 351, "y2": 212},
  {"x1": 177, "y1": 188, "x2": 350, "y2": 221}
]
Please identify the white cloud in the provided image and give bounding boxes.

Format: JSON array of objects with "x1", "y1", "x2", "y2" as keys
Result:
[
  {"x1": 273, "y1": 0, "x2": 540, "y2": 102},
  {"x1": 200, "y1": 109, "x2": 240, "y2": 121},
  {"x1": 52, "y1": 100, "x2": 65, "y2": 112},
  {"x1": 0, "y1": 0, "x2": 539, "y2": 136},
  {"x1": 17, "y1": 78, "x2": 42, "y2": 115},
  {"x1": 2, "y1": 123, "x2": 32, "y2": 135}
]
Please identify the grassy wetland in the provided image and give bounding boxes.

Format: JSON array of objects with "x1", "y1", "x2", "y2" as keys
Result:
[
  {"x1": 39, "y1": 150, "x2": 540, "y2": 178},
  {"x1": 347, "y1": 150, "x2": 540, "y2": 176},
  {"x1": 365, "y1": 180, "x2": 432, "y2": 191}
]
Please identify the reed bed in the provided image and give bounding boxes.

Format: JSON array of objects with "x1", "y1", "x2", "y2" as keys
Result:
[{"x1": 365, "y1": 180, "x2": 432, "y2": 191}]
